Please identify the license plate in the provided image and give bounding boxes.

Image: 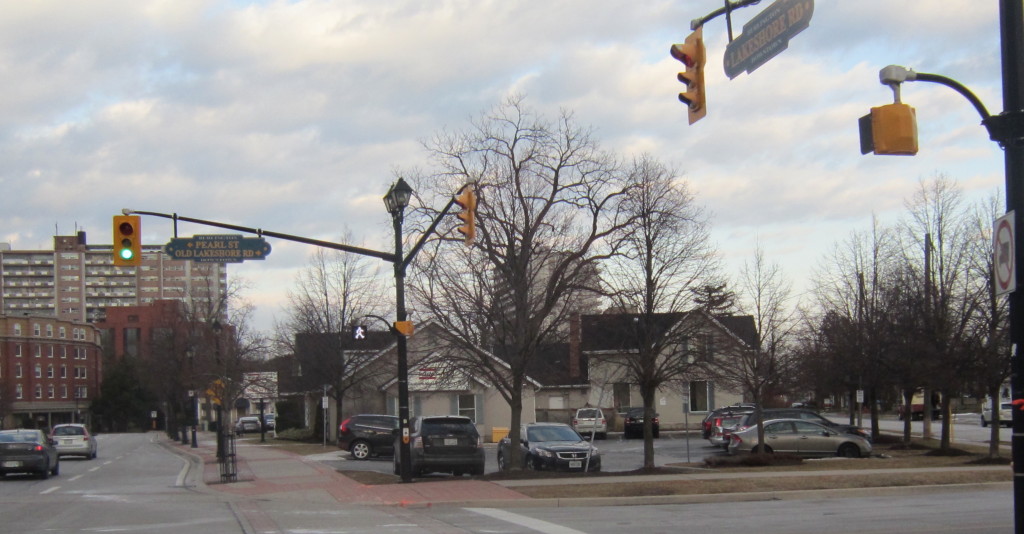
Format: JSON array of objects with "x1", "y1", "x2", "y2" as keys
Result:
[
  {"x1": 444, "y1": 438, "x2": 458, "y2": 446},
  {"x1": 2, "y1": 461, "x2": 22, "y2": 468},
  {"x1": 569, "y1": 460, "x2": 582, "y2": 468},
  {"x1": 62, "y1": 439, "x2": 73, "y2": 445}
]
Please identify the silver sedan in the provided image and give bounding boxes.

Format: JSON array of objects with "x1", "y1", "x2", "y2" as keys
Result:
[{"x1": 727, "y1": 418, "x2": 871, "y2": 458}]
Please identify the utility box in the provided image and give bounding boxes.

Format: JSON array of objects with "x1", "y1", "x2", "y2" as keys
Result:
[{"x1": 491, "y1": 426, "x2": 509, "y2": 443}]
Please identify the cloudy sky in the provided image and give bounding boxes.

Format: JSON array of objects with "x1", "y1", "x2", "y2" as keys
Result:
[{"x1": 0, "y1": 1, "x2": 1007, "y2": 331}]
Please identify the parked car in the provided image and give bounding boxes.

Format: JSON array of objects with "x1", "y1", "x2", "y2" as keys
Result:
[
  {"x1": 982, "y1": 400, "x2": 1013, "y2": 427},
  {"x1": 707, "y1": 413, "x2": 748, "y2": 449},
  {"x1": 234, "y1": 416, "x2": 261, "y2": 434},
  {"x1": 728, "y1": 418, "x2": 872, "y2": 458},
  {"x1": 571, "y1": 407, "x2": 607, "y2": 440},
  {"x1": 262, "y1": 413, "x2": 277, "y2": 431},
  {"x1": 50, "y1": 423, "x2": 97, "y2": 459},
  {"x1": 0, "y1": 429, "x2": 60, "y2": 478},
  {"x1": 396, "y1": 415, "x2": 485, "y2": 477},
  {"x1": 732, "y1": 408, "x2": 870, "y2": 442},
  {"x1": 702, "y1": 405, "x2": 755, "y2": 439},
  {"x1": 623, "y1": 407, "x2": 659, "y2": 439},
  {"x1": 338, "y1": 414, "x2": 400, "y2": 460},
  {"x1": 498, "y1": 422, "x2": 600, "y2": 472}
]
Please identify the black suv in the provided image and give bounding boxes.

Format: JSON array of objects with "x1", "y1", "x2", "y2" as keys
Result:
[
  {"x1": 338, "y1": 414, "x2": 400, "y2": 460},
  {"x1": 397, "y1": 415, "x2": 485, "y2": 477},
  {"x1": 733, "y1": 408, "x2": 869, "y2": 441}
]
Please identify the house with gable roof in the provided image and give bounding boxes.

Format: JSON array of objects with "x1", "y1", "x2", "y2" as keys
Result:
[{"x1": 527, "y1": 311, "x2": 757, "y2": 430}]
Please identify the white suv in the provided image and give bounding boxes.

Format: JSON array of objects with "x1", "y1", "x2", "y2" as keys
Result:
[{"x1": 571, "y1": 407, "x2": 607, "y2": 440}]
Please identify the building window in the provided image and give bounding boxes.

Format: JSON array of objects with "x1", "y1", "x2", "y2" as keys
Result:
[
  {"x1": 59, "y1": 326, "x2": 66, "y2": 338},
  {"x1": 124, "y1": 328, "x2": 141, "y2": 358},
  {"x1": 47, "y1": 346, "x2": 54, "y2": 358},
  {"x1": 15, "y1": 344, "x2": 22, "y2": 357},
  {"x1": 688, "y1": 381, "x2": 711, "y2": 412},
  {"x1": 48, "y1": 384, "x2": 55, "y2": 399},
  {"x1": 75, "y1": 366, "x2": 87, "y2": 379},
  {"x1": 35, "y1": 363, "x2": 42, "y2": 378},
  {"x1": 60, "y1": 365, "x2": 67, "y2": 378},
  {"x1": 61, "y1": 385, "x2": 68, "y2": 399},
  {"x1": 34, "y1": 345, "x2": 41, "y2": 358},
  {"x1": 61, "y1": 347, "x2": 67, "y2": 359},
  {"x1": 33, "y1": 324, "x2": 41, "y2": 336},
  {"x1": 75, "y1": 386, "x2": 88, "y2": 400},
  {"x1": 46, "y1": 324, "x2": 53, "y2": 337},
  {"x1": 457, "y1": 394, "x2": 477, "y2": 422},
  {"x1": 47, "y1": 365, "x2": 54, "y2": 378},
  {"x1": 35, "y1": 385, "x2": 42, "y2": 399},
  {"x1": 13, "y1": 324, "x2": 22, "y2": 336},
  {"x1": 613, "y1": 382, "x2": 631, "y2": 411},
  {"x1": 15, "y1": 384, "x2": 23, "y2": 399},
  {"x1": 15, "y1": 363, "x2": 22, "y2": 378}
]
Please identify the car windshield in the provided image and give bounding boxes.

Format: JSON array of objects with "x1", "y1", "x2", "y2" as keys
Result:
[
  {"x1": 53, "y1": 426, "x2": 86, "y2": 436},
  {"x1": 577, "y1": 409, "x2": 600, "y2": 418},
  {"x1": 421, "y1": 420, "x2": 476, "y2": 436},
  {"x1": 528, "y1": 426, "x2": 582, "y2": 442},
  {"x1": 0, "y1": 431, "x2": 42, "y2": 443}
]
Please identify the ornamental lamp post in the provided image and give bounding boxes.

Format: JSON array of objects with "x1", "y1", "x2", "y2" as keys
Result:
[{"x1": 384, "y1": 177, "x2": 414, "y2": 483}]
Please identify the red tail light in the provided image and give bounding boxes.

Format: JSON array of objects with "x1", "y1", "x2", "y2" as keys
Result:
[
  {"x1": 33, "y1": 445, "x2": 43, "y2": 451},
  {"x1": 339, "y1": 418, "x2": 351, "y2": 433},
  {"x1": 572, "y1": 419, "x2": 579, "y2": 426},
  {"x1": 600, "y1": 418, "x2": 606, "y2": 425}
]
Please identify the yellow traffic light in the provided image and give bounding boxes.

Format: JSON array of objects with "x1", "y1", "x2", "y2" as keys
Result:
[
  {"x1": 670, "y1": 27, "x2": 707, "y2": 125},
  {"x1": 112, "y1": 215, "x2": 142, "y2": 266},
  {"x1": 453, "y1": 185, "x2": 476, "y2": 245},
  {"x1": 859, "y1": 103, "x2": 918, "y2": 156}
]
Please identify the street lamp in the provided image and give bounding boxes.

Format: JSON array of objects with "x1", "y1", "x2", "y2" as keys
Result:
[{"x1": 384, "y1": 177, "x2": 414, "y2": 483}]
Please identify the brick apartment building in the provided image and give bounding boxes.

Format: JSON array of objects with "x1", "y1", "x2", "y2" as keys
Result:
[{"x1": 0, "y1": 232, "x2": 228, "y2": 429}]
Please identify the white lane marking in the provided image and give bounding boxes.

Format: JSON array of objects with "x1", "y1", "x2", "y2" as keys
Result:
[
  {"x1": 70, "y1": 475, "x2": 84, "y2": 481},
  {"x1": 88, "y1": 466, "x2": 101, "y2": 472},
  {"x1": 466, "y1": 508, "x2": 589, "y2": 534},
  {"x1": 41, "y1": 486, "x2": 60, "y2": 494}
]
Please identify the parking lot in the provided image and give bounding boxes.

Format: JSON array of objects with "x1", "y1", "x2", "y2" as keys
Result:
[{"x1": 314, "y1": 431, "x2": 724, "y2": 476}]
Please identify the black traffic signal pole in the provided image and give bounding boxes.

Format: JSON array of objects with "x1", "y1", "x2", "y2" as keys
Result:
[
  {"x1": 127, "y1": 198, "x2": 461, "y2": 483},
  {"x1": 690, "y1": 0, "x2": 763, "y2": 32},
  {"x1": 872, "y1": 1, "x2": 1024, "y2": 529}
]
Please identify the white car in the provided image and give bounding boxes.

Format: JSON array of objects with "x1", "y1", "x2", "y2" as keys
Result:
[
  {"x1": 50, "y1": 424, "x2": 97, "y2": 459},
  {"x1": 571, "y1": 408, "x2": 607, "y2": 440},
  {"x1": 982, "y1": 401, "x2": 1013, "y2": 427}
]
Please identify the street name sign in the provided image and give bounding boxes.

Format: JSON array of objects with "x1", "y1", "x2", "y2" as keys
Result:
[
  {"x1": 164, "y1": 234, "x2": 272, "y2": 263},
  {"x1": 995, "y1": 211, "x2": 1016, "y2": 296},
  {"x1": 723, "y1": 0, "x2": 814, "y2": 79}
]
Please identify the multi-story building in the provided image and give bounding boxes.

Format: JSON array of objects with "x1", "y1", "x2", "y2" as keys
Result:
[
  {"x1": 0, "y1": 231, "x2": 227, "y2": 323},
  {"x1": 0, "y1": 314, "x2": 102, "y2": 429}
]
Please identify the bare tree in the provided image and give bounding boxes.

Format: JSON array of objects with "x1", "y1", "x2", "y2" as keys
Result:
[
  {"x1": 714, "y1": 244, "x2": 796, "y2": 453},
  {"x1": 406, "y1": 95, "x2": 635, "y2": 471},
  {"x1": 274, "y1": 244, "x2": 392, "y2": 432},
  {"x1": 595, "y1": 154, "x2": 719, "y2": 468}
]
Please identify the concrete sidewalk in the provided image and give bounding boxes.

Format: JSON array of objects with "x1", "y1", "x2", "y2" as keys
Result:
[{"x1": 166, "y1": 431, "x2": 1010, "y2": 510}]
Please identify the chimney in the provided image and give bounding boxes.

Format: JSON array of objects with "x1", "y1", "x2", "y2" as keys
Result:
[{"x1": 569, "y1": 314, "x2": 581, "y2": 379}]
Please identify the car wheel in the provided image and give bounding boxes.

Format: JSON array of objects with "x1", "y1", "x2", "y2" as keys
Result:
[
  {"x1": 652, "y1": 430, "x2": 660, "y2": 439},
  {"x1": 350, "y1": 440, "x2": 372, "y2": 460},
  {"x1": 525, "y1": 455, "x2": 537, "y2": 470},
  {"x1": 472, "y1": 464, "x2": 485, "y2": 476},
  {"x1": 982, "y1": 417, "x2": 989, "y2": 427},
  {"x1": 497, "y1": 452, "x2": 506, "y2": 471},
  {"x1": 393, "y1": 456, "x2": 400, "y2": 475},
  {"x1": 838, "y1": 443, "x2": 861, "y2": 458},
  {"x1": 752, "y1": 445, "x2": 774, "y2": 454},
  {"x1": 51, "y1": 461, "x2": 60, "y2": 476},
  {"x1": 38, "y1": 467, "x2": 49, "y2": 480},
  {"x1": 597, "y1": 432, "x2": 606, "y2": 440}
]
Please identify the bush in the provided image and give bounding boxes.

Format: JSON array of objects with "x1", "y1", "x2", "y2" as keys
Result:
[
  {"x1": 704, "y1": 453, "x2": 803, "y2": 468},
  {"x1": 275, "y1": 427, "x2": 317, "y2": 442}
]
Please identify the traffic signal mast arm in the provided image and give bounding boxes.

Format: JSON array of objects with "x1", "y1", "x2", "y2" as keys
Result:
[{"x1": 125, "y1": 192, "x2": 463, "y2": 272}]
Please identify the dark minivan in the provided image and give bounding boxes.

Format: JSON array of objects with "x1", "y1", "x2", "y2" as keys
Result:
[
  {"x1": 338, "y1": 414, "x2": 400, "y2": 460},
  {"x1": 397, "y1": 415, "x2": 485, "y2": 477}
]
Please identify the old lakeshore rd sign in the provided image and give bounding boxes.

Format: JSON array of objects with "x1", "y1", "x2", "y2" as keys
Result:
[{"x1": 164, "y1": 234, "x2": 272, "y2": 263}]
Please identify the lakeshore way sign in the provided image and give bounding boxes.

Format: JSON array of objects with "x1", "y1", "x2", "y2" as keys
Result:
[{"x1": 164, "y1": 234, "x2": 272, "y2": 263}]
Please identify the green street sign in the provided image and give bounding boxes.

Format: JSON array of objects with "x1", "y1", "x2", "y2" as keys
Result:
[
  {"x1": 723, "y1": 0, "x2": 814, "y2": 79},
  {"x1": 164, "y1": 234, "x2": 272, "y2": 263}
]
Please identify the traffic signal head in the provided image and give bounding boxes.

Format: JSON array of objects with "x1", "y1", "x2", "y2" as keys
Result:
[
  {"x1": 859, "y1": 103, "x2": 918, "y2": 156},
  {"x1": 453, "y1": 185, "x2": 477, "y2": 245},
  {"x1": 670, "y1": 27, "x2": 706, "y2": 125},
  {"x1": 112, "y1": 214, "x2": 142, "y2": 266}
]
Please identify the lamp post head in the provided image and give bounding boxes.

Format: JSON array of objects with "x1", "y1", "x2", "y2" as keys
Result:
[{"x1": 384, "y1": 177, "x2": 414, "y2": 216}]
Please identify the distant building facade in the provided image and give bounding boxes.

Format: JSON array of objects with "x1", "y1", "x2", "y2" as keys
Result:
[
  {"x1": 0, "y1": 314, "x2": 102, "y2": 429},
  {"x1": 0, "y1": 232, "x2": 227, "y2": 324}
]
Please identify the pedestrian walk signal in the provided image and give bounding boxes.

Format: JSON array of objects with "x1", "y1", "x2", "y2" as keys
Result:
[{"x1": 352, "y1": 324, "x2": 368, "y2": 341}]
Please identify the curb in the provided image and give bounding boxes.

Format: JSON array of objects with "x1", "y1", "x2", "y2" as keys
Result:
[{"x1": 381, "y1": 481, "x2": 1011, "y2": 509}]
